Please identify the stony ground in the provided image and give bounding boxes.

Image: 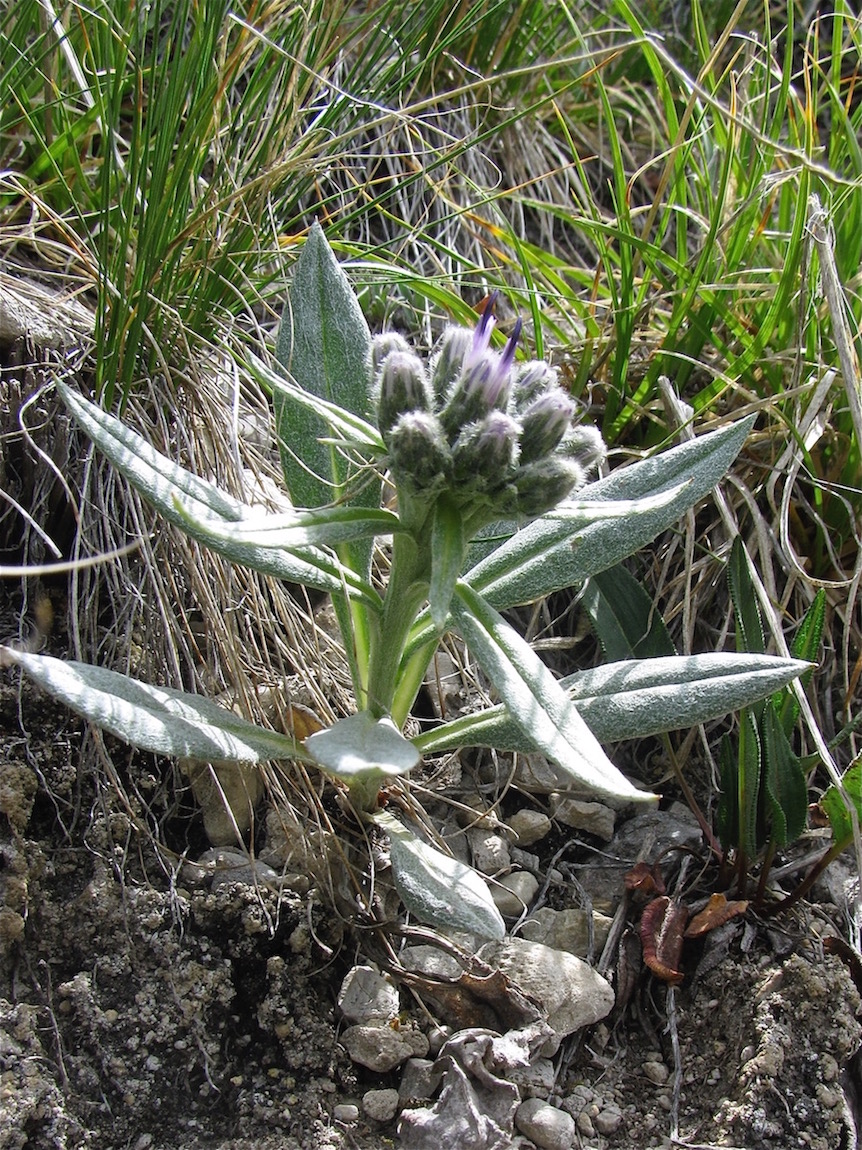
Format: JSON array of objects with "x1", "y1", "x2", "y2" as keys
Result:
[{"x1": 2, "y1": 582, "x2": 862, "y2": 1150}]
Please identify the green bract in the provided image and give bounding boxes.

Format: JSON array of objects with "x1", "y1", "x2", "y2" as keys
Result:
[{"x1": 1, "y1": 224, "x2": 810, "y2": 939}]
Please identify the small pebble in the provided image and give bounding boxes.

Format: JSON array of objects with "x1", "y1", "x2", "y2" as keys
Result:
[
  {"x1": 643, "y1": 1059, "x2": 670, "y2": 1085},
  {"x1": 333, "y1": 1104, "x2": 359, "y2": 1123},
  {"x1": 576, "y1": 1110, "x2": 595, "y2": 1137},
  {"x1": 492, "y1": 871, "x2": 539, "y2": 917},
  {"x1": 515, "y1": 1097, "x2": 576, "y2": 1150},
  {"x1": 362, "y1": 1087, "x2": 400, "y2": 1122},
  {"x1": 507, "y1": 809, "x2": 552, "y2": 846},
  {"x1": 595, "y1": 1105, "x2": 623, "y2": 1135}
]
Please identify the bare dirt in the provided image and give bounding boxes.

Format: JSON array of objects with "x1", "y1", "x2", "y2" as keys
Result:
[{"x1": 3, "y1": 580, "x2": 862, "y2": 1150}]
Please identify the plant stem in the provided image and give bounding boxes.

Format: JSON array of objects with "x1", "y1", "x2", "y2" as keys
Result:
[
  {"x1": 761, "y1": 838, "x2": 847, "y2": 916},
  {"x1": 366, "y1": 530, "x2": 429, "y2": 718}
]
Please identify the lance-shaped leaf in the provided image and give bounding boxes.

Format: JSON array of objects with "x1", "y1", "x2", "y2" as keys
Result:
[
  {"x1": 822, "y1": 760, "x2": 862, "y2": 848},
  {"x1": 55, "y1": 379, "x2": 376, "y2": 601},
  {"x1": 174, "y1": 503, "x2": 401, "y2": 550},
  {"x1": 372, "y1": 809, "x2": 505, "y2": 940},
  {"x1": 412, "y1": 653, "x2": 810, "y2": 755},
  {"x1": 273, "y1": 224, "x2": 381, "y2": 584},
  {"x1": 450, "y1": 582, "x2": 655, "y2": 803},
  {"x1": 466, "y1": 416, "x2": 756, "y2": 609},
  {"x1": 1, "y1": 647, "x2": 309, "y2": 763},
  {"x1": 762, "y1": 706, "x2": 807, "y2": 848}
]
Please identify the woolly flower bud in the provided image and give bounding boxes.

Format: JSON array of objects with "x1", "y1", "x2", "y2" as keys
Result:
[
  {"x1": 430, "y1": 326, "x2": 474, "y2": 402},
  {"x1": 370, "y1": 331, "x2": 412, "y2": 375},
  {"x1": 561, "y1": 423, "x2": 607, "y2": 475},
  {"x1": 513, "y1": 457, "x2": 585, "y2": 518},
  {"x1": 519, "y1": 390, "x2": 576, "y2": 464},
  {"x1": 452, "y1": 411, "x2": 521, "y2": 494},
  {"x1": 440, "y1": 320, "x2": 521, "y2": 442},
  {"x1": 510, "y1": 360, "x2": 558, "y2": 413},
  {"x1": 375, "y1": 351, "x2": 432, "y2": 440},
  {"x1": 387, "y1": 411, "x2": 452, "y2": 495}
]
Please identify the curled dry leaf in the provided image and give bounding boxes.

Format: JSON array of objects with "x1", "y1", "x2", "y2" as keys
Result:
[
  {"x1": 684, "y1": 892, "x2": 749, "y2": 938},
  {"x1": 624, "y1": 860, "x2": 667, "y2": 897},
  {"x1": 640, "y1": 896, "x2": 689, "y2": 985}
]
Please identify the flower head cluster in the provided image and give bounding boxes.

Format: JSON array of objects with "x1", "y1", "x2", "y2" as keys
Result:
[{"x1": 371, "y1": 296, "x2": 605, "y2": 530}]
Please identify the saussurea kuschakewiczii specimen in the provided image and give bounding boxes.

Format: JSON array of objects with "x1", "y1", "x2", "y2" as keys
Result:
[{"x1": 1, "y1": 224, "x2": 810, "y2": 941}]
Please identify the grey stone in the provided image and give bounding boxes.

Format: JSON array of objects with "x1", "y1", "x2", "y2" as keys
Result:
[
  {"x1": 506, "y1": 1056, "x2": 556, "y2": 1098},
  {"x1": 332, "y1": 1103, "x2": 359, "y2": 1123},
  {"x1": 362, "y1": 1087, "x2": 400, "y2": 1122},
  {"x1": 519, "y1": 907, "x2": 613, "y2": 959},
  {"x1": 341, "y1": 1024, "x2": 429, "y2": 1072},
  {"x1": 399, "y1": 944, "x2": 463, "y2": 981},
  {"x1": 491, "y1": 871, "x2": 539, "y2": 917},
  {"x1": 549, "y1": 796, "x2": 616, "y2": 841},
  {"x1": 506, "y1": 809, "x2": 552, "y2": 846},
  {"x1": 468, "y1": 830, "x2": 511, "y2": 875},
  {"x1": 398, "y1": 1058, "x2": 438, "y2": 1105},
  {"x1": 478, "y1": 938, "x2": 614, "y2": 1056},
  {"x1": 643, "y1": 1059, "x2": 670, "y2": 1085},
  {"x1": 595, "y1": 1104, "x2": 623, "y2": 1134},
  {"x1": 515, "y1": 1098, "x2": 576, "y2": 1150},
  {"x1": 337, "y1": 965, "x2": 399, "y2": 1025}
]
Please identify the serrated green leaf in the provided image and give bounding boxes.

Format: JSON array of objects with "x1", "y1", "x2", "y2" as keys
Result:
[
  {"x1": 582, "y1": 565, "x2": 676, "y2": 660},
  {"x1": 465, "y1": 416, "x2": 756, "y2": 609},
  {"x1": 716, "y1": 735, "x2": 739, "y2": 851},
  {"x1": 738, "y1": 711, "x2": 762, "y2": 858},
  {"x1": 728, "y1": 537, "x2": 765, "y2": 655},
  {"x1": 1, "y1": 647, "x2": 308, "y2": 764},
  {"x1": 776, "y1": 589, "x2": 826, "y2": 735},
  {"x1": 429, "y1": 497, "x2": 465, "y2": 633},
  {"x1": 450, "y1": 582, "x2": 655, "y2": 803},
  {"x1": 412, "y1": 653, "x2": 810, "y2": 754},
  {"x1": 822, "y1": 760, "x2": 862, "y2": 848},
  {"x1": 762, "y1": 706, "x2": 807, "y2": 847},
  {"x1": 373, "y1": 809, "x2": 505, "y2": 940}
]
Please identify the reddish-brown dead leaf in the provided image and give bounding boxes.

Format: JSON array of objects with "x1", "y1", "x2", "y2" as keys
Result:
[
  {"x1": 684, "y1": 893, "x2": 749, "y2": 938},
  {"x1": 625, "y1": 860, "x2": 666, "y2": 897},
  {"x1": 640, "y1": 896, "x2": 688, "y2": 985}
]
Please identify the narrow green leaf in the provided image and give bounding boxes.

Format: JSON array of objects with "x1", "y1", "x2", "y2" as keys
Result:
[
  {"x1": 429, "y1": 496, "x2": 465, "y2": 633},
  {"x1": 1, "y1": 647, "x2": 308, "y2": 764},
  {"x1": 762, "y1": 706, "x2": 807, "y2": 848},
  {"x1": 373, "y1": 809, "x2": 505, "y2": 940},
  {"x1": 728, "y1": 537, "x2": 765, "y2": 655},
  {"x1": 738, "y1": 711, "x2": 763, "y2": 858},
  {"x1": 466, "y1": 416, "x2": 756, "y2": 609},
  {"x1": 582, "y1": 565, "x2": 676, "y2": 660},
  {"x1": 412, "y1": 653, "x2": 810, "y2": 754},
  {"x1": 450, "y1": 582, "x2": 655, "y2": 803}
]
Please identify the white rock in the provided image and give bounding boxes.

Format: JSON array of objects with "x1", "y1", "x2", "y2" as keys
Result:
[
  {"x1": 491, "y1": 871, "x2": 539, "y2": 917},
  {"x1": 362, "y1": 1087, "x2": 400, "y2": 1122},
  {"x1": 337, "y1": 965, "x2": 399, "y2": 1025},
  {"x1": 507, "y1": 809, "x2": 552, "y2": 846},
  {"x1": 341, "y1": 1024, "x2": 429, "y2": 1072},
  {"x1": 515, "y1": 1097, "x2": 576, "y2": 1150},
  {"x1": 549, "y1": 796, "x2": 616, "y2": 841},
  {"x1": 398, "y1": 1058, "x2": 437, "y2": 1105},
  {"x1": 478, "y1": 938, "x2": 614, "y2": 1056}
]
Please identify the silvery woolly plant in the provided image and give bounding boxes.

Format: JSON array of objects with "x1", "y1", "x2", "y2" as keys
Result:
[{"x1": 2, "y1": 224, "x2": 809, "y2": 941}]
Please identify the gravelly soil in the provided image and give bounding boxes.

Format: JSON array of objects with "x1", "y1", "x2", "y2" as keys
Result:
[{"x1": 2, "y1": 587, "x2": 862, "y2": 1150}]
